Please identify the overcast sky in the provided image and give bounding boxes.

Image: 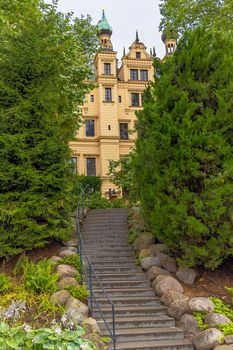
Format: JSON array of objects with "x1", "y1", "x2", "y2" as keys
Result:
[{"x1": 45, "y1": 0, "x2": 165, "y2": 59}]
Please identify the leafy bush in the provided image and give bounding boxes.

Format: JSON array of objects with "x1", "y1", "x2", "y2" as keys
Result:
[
  {"x1": 128, "y1": 229, "x2": 139, "y2": 244},
  {"x1": 64, "y1": 285, "x2": 89, "y2": 302},
  {"x1": 15, "y1": 257, "x2": 58, "y2": 294},
  {"x1": 210, "y1": 297, "x2": 233, "y2": 320},
  {"x1": 0, "y1": 322, "x2": 96, "y2": 350},
  {"x1": 75, "y1": 175, "x2": 102, "y2": 194},
  {"x1": 87, "y1": 192, "x2": 111, "y2": 209},
  {"x1": 0, "y1": 274, "x2": 12, "y2": 294}
]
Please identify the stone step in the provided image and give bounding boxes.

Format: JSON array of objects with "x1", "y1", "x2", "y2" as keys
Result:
[
  {"x1": 91, "y1": 280, "x2": 150, "y2": 289},
  {"x1": 86, "y1": 252, "x2": 134, "y2": 258},
  {"x1": 101, "y1": 326, "x2": 184, "y2": 342},
  {"x1": 89, "y1": 262, "x2": 137, "y2": 268},
  {"x1": 89, "y1": 257, "x2": 136, "y2": 263},
  {"x1": 83, "y1": 244, "x2": 132, "y2": 249},
  {"x1": 90, "y1": 296, "x2": 161, "y2": 306},
  {"x1": 84, "y1": 247, "x2": 132, "y2": 252},
  {"x1": 108, "y1": 339, "x2": 193, "y2": 350},
  {"x1": 93, "y1": 287, "x2": 154, "y2": 297},
  {"x1": 82, "y1": 239, "x2": 129, "y2": 244},
  {"x1": 92, "y1": 305, "x2": 167, "y2": 318},
  {"x1": 92, "y1": 267, "x2": 141, "y2": 274},
  {"x1": 94, "y1": 273, "x2": 146, "y2": 281},
  {"x1": 98, "y1": 315, "x2": 175, "y2": 329}
]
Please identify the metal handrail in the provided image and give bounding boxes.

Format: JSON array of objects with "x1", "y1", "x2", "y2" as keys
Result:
[{"x1": 76, "y1": 186, "x2": 116, "y2": 350}]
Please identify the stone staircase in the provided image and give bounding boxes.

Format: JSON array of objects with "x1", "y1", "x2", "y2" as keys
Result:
[{"x1": 81, "y1": 208, "x2": 193, "y2": 350}]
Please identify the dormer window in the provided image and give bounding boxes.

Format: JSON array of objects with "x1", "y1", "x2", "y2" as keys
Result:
[
  {"x1": 104, "y1": 63, "x2": 111, "y2": 75},
  {"x1": 136, "y1": 52, "x2": 141, "y2": 59}
]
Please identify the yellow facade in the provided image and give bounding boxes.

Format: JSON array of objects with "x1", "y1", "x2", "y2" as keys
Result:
[{"x1": 70, "y1": 14, "x2": 155, "y2": 197}]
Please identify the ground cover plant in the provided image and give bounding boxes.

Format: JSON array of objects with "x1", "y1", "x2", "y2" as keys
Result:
[
  {"x1": 0, "y1": 322, "x2": 96, "y2": 350},
  {"x1": 193, "y1": 297, "x2": 233, "y2": 336}
]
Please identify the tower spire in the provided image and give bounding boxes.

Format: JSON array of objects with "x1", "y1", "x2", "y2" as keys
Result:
[{"x1": 135, "y1": 30, "x2": 139, "y2": 43}]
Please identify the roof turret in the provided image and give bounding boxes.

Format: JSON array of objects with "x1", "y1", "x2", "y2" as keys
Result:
[{"x1": 97, "y1": 10, "x2": 112, "y2": 36}]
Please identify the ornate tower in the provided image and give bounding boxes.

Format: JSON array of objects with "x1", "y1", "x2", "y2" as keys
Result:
[
  {"x1": 97, "y1": 10, "x2": 113, "y2": 50},
  {"x1": 161, "y1": 29, "x2": 177, "y2": 56}
]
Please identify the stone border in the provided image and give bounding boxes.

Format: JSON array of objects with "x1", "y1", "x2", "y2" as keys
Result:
[{"x1": 129, "y1": 208, "x2": 233, "y2": 350}]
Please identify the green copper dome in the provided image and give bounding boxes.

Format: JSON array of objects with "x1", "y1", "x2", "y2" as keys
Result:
[{"x1": 97, "y1": 10, "x2": 112, "y2": 35}]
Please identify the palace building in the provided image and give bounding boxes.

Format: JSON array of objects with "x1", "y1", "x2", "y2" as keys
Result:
[{"x1": 70, "y1": 11, "x2": 168, "y2": 196}]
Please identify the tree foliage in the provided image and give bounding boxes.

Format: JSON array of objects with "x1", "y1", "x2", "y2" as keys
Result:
[
  {"x1": 159, "y1": 0, "x2": 233, "y2": 34},
  {"x1": 134, "y1": 26, "x2": 233, "y2": 269},
  {"x1": 0, "y1": 0, "x2": 98, "y2": 257},
  {"x1": 108, "y1": 154, "x2": 139, "y2": 203}
]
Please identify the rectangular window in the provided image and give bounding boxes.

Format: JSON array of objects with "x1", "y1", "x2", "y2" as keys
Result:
[
  {"x1": 85, "y1": 119, "x2": 95, "y2": 137},
  {"x1": 105, "y1": 88, "x2": 112, "y2": 102},
  {"x1": 118, "y1": 96, "x2": 122, "y2": 103},
  {"x1": 104, "y1": 63, "x2": 111, "y2": 75},
  {"x1": 86, "y1": 158, "x2": 96, "y2": 176},
  {"x1": 70, "y1": 157, "x2": 77, "y2": 174},
  {"x1": 140, "y1": 70, "x2": 148, "y2": 81},
  {"x1": 90, "y1": 95, "x2": 94, "y2": 102},
  {"x1": 120, "y1": 123, "x2": 129, "y2": 140},
  {"x1": 136, "y1": 52, "x2": 141, "y2": 59},
  {"x1": 131, "y1": 93, "x2": 139, "y2": 106},
  {"x1": 130, "y1": 69, "x2": 138, "y2": 80}
]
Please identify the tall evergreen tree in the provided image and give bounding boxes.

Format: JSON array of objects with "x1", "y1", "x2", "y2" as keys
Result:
[
  {"x1": 134, "y1": 27, "x2": 233, "y2": 269},
  {"x1": 0, "y1": 0, "x2": 98, "y2": 257}
]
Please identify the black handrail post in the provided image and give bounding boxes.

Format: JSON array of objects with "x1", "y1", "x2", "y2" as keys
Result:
[
  {"x1": 89, "y1": 262, "x2": 93, "y2": 316},
  {"x1": 112, "y1": 304, "x2": 116, "y2": 350}
]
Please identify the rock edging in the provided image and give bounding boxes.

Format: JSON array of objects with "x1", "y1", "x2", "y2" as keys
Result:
[{"x1": 129, "y1": 207, "x2": 233, "y2": 350}]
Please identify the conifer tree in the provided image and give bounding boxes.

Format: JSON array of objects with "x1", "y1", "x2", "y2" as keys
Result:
[
  {"x1": 0, "y1": 0, "x2": 98, "y2": 257},
  {"x1": 134, "y1": 27, "x2": 233, "y2": 269}
]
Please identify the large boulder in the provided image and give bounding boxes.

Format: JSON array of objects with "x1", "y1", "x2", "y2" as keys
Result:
[
  {"x1": 149, "y1": 243, "x2": 170, "y2": 255},
  {"x1": 63, "y1": 239, "x2": 78, "y2": 247},
  {"x1": 50, "y1": 290, "x2": 71, "y2": 307},
  {"x1": 138, "y1": 249, "x2": 153, "y2": 260},
  {"x1": 177, "y1": 313, "x2": 200, "y2": 336},
  {"x1": 146, "y1": 266, "x2": 170, "y2": 281},
  {"x1": 225, "y1": 335, "x2": 233, "y2": 344},
  {"x1": 189, "y1": 297, "x2": 214, "y2": 313},
  {"x1": 58, "y1": 277, "x2": 79, "y2": 289},
  {"x1": 167, "y1": 297, "x2": 190, "y2": 320},
  {"x1": 140, "y1": 257, "x2": 161, "y2": 271},
  {"x1": 62, "y1": 297, "x2": 89, "y2": 327},
  {"x1": 84, "y1": 333, "x2": 106, "y2": 350},
  {"x1": 56, "y1": 264, "x2": 78, "y2": 279},
  {"x1": 133, "y1": 233, "x2": 154, "y2": 251},
  {"x1": 59, "y1": 250, "x2": 77, "y2": 259},
  {"x1": 50, "y1": 256, "x2": 62, "y2": 264},
  {"x1": 82, "y1": 317, "x2": 100, "y2": 335},
  {"x1": 154, "y1": 275, "x2": 184, "y2": 296},
  {"x1": 205, "y1": 313, "x2": 232, "y2": 326},
  {"x1": 193, "y1": 328, "x2": 223, "y2": 350},
  {"x1": 151, "y1": 275, "x2": 169, "y2": 289},
  {"x1": 161, "y1": 290, "x2": 186, "y2": 306},
  {"x1": 159, "y1": 253, "x2": 177, "y2": 272},
  {"x1": 176, "y1": 267, "x2": 196, "y2": 285}
]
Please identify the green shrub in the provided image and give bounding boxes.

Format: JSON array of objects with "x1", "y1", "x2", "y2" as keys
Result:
[
  {"x1": 210, "y1": 297, "x2": 233, "y2": 320},
  {"x1": 15, "y1": 257, "x2": 58, "y2": 294},
  {"x1": 87, "y1": 192, "x2": 111, "y2": 209},
  {"x1": 111, "y1": 198, "x2": 127, "y2": 208},
  {"x1": 0, "y1": 274, "x2": 12, "y2": 294},
  {"x1": 64, "y1": 285, "x2": 89, "y2": 302},
  {"x1": 0, "y1": 322, "x2": 96, "y2": 350}
]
